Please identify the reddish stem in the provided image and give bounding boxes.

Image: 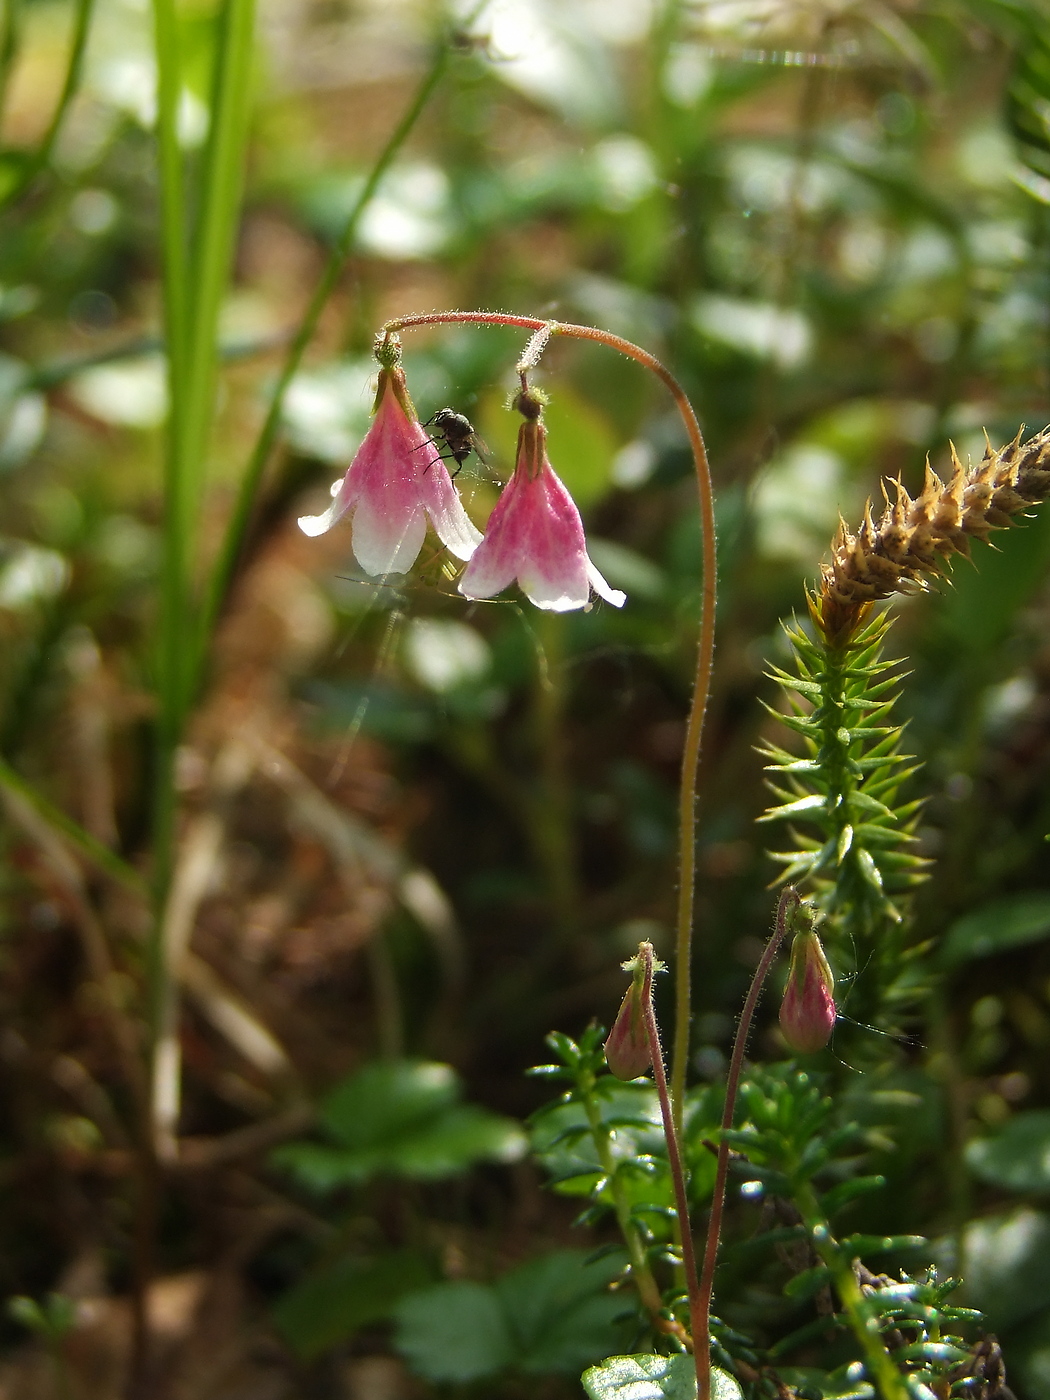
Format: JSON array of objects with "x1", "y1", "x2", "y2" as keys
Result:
[
  {"x1": 637, "y1": 943, "x2": 704, "y2": 1379},
  {"x1": 693, "y1": 887, "x2": 798, "y2": 1397}
]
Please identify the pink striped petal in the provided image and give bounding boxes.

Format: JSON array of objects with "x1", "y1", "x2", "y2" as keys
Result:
[
  {"x1": 298, "y1": 367, "x2": 480, "y2": 574},
  {"x1": 459, "y1": 444, "x2": 626, "y2": 612}
]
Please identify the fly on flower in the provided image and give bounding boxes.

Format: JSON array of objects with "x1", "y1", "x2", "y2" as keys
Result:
[
  {"x1": 297, "y1": 335, "x2": 481, "y2": 576},
  {"x1": 458, "y1": 386, "x2": 626, "y2": 612},
  {"x1": 417, "y1": 408, "x2": 488, "y2": 477}
]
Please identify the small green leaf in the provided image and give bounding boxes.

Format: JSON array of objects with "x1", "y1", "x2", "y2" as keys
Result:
[
  {"x1": 273, "y1": 1059, "x2": 526, "y2": 1189},
  {"x1": 497, "y1": 1249, "x2": 628, "y2": 1374},
  {"x1": 394, "y1": 1281, "x2": 514, "y2": 1381},
  {"x1": 940, "y1": 893, "x2": 1050, "y2": 966},
  {"x1": 966, "y1": 1111, "x2": 1050, "y2": 1192},
  {"x1": 394, "y1": 1250, "x2": 629, "y2": 1382},
  {"x1": 273, "y1": 1250, "x2": 433, "y2": 1360},
  {"x1": 321, "y1": 1061, "x2": 457, "y2": 1145},
  {"x1": 582, "y1": 1353, "x2": 743, "y2": 1400},
  {"x1": 783, "y1": 1264, "x2": 832, "y2": 1300}
]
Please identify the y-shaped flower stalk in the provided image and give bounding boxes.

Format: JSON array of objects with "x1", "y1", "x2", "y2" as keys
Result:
[{"x1": 380, "y1": 311, "x2": 716, "y2": 1133}]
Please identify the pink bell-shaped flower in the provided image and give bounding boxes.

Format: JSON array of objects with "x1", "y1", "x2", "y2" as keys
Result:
[
  {"x1": 298, "y1": 339, "x2": 481, "y2": 575},
  {"x1": 779, "y1": 919, "x2": 836, "y2": 1055},
  {"x1": 458, "y1": 390, "x2": 626, "y2": 612}
]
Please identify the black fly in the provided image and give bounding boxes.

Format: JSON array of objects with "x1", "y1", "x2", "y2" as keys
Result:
[{"x1": 417, "y1": 408, "x2": 487, "y2": 477}]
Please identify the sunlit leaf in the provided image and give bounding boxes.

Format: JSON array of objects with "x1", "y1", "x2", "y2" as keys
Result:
[{"x1": 582, "y1": 1353, "x2": 742, "y2": 1400}]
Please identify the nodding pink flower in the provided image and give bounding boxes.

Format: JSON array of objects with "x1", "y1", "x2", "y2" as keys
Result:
[
  {"x1": 779, "y1": 923, "x2": 836, "y2": 1055},
  {"x1": 458, "y1": 397, "x2": 626, "y2": 612},
  {"x1": 298, "y1": 357, "x2": 481, "y2": 576}
]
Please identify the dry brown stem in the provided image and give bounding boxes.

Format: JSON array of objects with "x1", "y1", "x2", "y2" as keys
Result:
[{"x1": 819, "y1": 425, "x2": 1050, "y2": 644}]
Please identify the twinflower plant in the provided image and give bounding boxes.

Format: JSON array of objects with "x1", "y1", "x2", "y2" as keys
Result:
[{"x1": 294, "y1": 312, "x2": 1049, "y2": 1399}]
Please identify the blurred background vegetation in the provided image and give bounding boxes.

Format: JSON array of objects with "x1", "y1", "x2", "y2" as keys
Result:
[{"x1": 3, "y1": 0, "x2": 1050, "y2": 1395}]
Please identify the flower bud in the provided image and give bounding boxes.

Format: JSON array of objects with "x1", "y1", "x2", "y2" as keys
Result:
[
  {"x1": 604, "y1": 981, "x2": 651, "y2": 1081},
  {"x1": 779, "y1": 912, "x2": 836, "y2": 1055},
  {"x1": 604, "y1": 945, "x2": 664, "y2": 1080}
]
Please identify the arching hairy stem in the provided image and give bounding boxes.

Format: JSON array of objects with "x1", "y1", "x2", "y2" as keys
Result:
[{"x1": 382, "y1": 310, "x2": 716, "y2": 1130}]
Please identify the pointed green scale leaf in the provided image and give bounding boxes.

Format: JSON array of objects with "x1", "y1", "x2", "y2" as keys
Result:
[
  {"x1": 783, "y1": 1264, "x2": 833, "y2": 1300},
  {"x1": 839, "y1": 1233, "x2": 926, "y2": 1256},
  {"x1": 855, "y1": 848, "x2": 885, "y2": 891},
  {"x1": 762, "y1": 793, "x2": 826, "y2": 820},
  {"x1": 852, "y1": 824, "x2": 911, "y2": 849},
  {"x1": 582, "y1": 1353, "x2": 743, "y2": 1400},
  {"x1": 849, "y1": 791, "x2": 897, "y2": 819},
  {"x1": 767, "y1": 711, "x2": 824, "y2": 739}
]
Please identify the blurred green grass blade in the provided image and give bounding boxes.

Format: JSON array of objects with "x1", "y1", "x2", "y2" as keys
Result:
[
  {"x1": 180, "y1": 0, "x2": 256, "y2": 541},
  {"x1": 0, "y1": 755, "x2": 147, "y2": 897},
  {"x1": 1, "y1": 0, "x2": 96, "y2": 207},
  {"x1": 153, "y1": 0, "x2": 192, "y2": 777}
]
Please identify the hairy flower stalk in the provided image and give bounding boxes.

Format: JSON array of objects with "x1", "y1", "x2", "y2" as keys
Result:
[{"x1": 297, "y1": 334, "x2": 481, "y2": 574}]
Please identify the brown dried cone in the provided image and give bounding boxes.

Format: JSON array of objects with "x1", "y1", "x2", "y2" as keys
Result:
[{"x1": 818, "y1": 426, "x2": 1050, "y2": 646}]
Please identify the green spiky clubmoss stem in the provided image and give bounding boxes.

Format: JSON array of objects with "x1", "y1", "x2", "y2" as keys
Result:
[
  {"x1": 759, "y1": 603, "x2": 927, "y2": 1018},
  {"x1": 791, "y1": 1180, "x2": 911, "y2": 1400}
]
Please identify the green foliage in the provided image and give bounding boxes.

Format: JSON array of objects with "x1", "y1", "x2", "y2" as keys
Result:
[
  {"x1": 272, "y1": 1250, "x2": 432, "y2": 1360},
  {"x1": 966, "y1": 1110, "x2": 1050, "y2": 1192},
  {"x1": 723, "y1": 1068, "x2": 993, "y2": 1397},
  {"x1": 530, "y1": 1026, "x2": 718, "y2": 1236},
  {"x1": 940, "y1": 892, "x2": 1050, "y2": 966},
  {"x1": 761, "y1": 610, "x2": 926, "y2": 927},
  {"x1": 582, "y1": 1353, "x2": 743, "y2": 1400},
  {"x1": 964, "y1": 1208, "x2": 1050, "y2": 1334},
  {"x1": 392, "y1": 1249, "x2": 630, "y2": 1382},
  {"x1": 7, "y1": 1292, "x2": 76, "y2": 1342},
  {"x1": 272, "y1": 1059, "x2": 526, "y2": 1191},
  {"x1": 759, "y1": 609, "x2": 929, "y2": 1017}
]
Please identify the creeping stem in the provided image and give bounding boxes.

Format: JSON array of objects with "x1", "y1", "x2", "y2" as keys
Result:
[{"x1": 382, "y1": 310, "x2": 717, "y2": 1131}]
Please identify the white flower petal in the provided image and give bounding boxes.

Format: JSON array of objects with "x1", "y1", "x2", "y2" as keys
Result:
[
  {"x1": 586, "y1": 559, "x2": 627, "y2": 608},
  {"x1": 298, "y1": 495, "x2": 349, "y2": 537},
  {"x1": 519, "y1": 560, "x2": 590, "y2": 611},
  {"x1": 351, "y1": 498, "x2": 427, "y2": 575}
]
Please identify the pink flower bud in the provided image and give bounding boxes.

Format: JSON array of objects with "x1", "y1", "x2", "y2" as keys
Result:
[
  {"x1": 604, "y1": 981, "x2": 651, "y2": 1081},
  {"x1": 779, "y1": 924, "x2": 836, "y2": 1055}
]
